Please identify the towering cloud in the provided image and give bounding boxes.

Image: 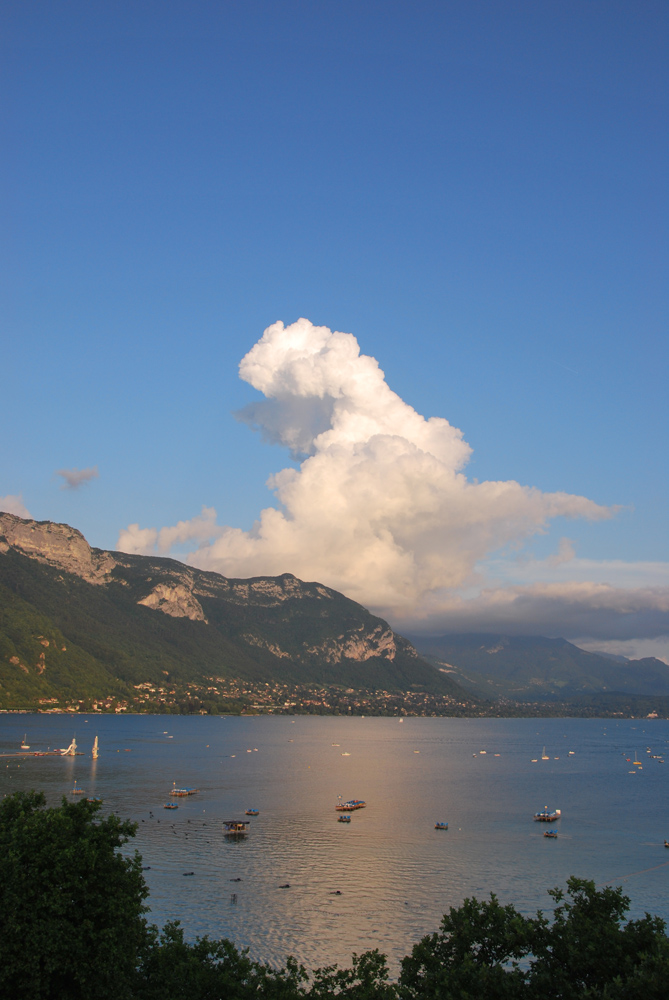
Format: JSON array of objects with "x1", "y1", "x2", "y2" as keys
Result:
[{"x1": 119, "y1": 319, "x2": 614, "y2": 623}]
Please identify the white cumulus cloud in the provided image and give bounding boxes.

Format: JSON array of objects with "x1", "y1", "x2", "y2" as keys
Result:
[
  {"x1": 0, "y1": 494, "x2": 31, "y2": 518},
  {"x1": 118, "y1": 318, "x2": 614, "y2": 622},
  {"x1": 117, "y1": 506, "x2": 222, "y2": 556}
]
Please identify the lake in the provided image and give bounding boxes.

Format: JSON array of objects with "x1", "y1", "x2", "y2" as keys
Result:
[{"x1": 1, "y1": 713, "x2": 668, "y2": 971}]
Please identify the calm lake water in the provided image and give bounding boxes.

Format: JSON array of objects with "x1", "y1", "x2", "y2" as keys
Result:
[{"x1": 1, "y1": 714, "x2": 668, "y2": 971}]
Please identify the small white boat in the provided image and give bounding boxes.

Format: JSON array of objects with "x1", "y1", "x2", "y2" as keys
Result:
[
  {"x1": 541, "y1": 747, "x2": 550, "y2": 760},
  {"x1": 20, "y1": 734, "x2": 30, "y2": 750}
]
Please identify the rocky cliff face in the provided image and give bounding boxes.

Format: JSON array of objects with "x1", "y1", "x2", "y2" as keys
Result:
[
  {"x1": 191, "y1": 572, "x2": 334, "y2": 607},
  {"x1": 305, "y1": 624, "x2": 401, "y2": 663},
  {"x1": 137, "y1": 582, "x2": 209, "y2": 623},
  {"x1": 0, "y1": 513, "x2": 207, "y2": 622},
  {"x1": 242, "y1": 622, "x2": 404, "y2": 663},
  {"x1": 0, "y1": 512, "x2": 117, "y2": 585}
]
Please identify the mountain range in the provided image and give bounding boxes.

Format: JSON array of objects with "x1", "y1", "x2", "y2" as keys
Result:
[
  {"x1": 0, "y1": 513, "x2": 464, "y2": 712},
  {"x1": 405, "y1": 632, "x2": 669, "y2": 701},
  {"x1": 1, "y1": 513, "x2": 668, "y2": 715}
]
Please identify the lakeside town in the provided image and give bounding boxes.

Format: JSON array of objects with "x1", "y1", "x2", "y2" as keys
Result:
[{"x1": 1, "y1": 676, "x2": 665, "y2": 720}]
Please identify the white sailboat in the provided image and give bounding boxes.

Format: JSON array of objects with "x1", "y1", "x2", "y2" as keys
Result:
[
  {"x1": 541, "y1": 747, "x2": 550, "y2": 760},
  {"x1": 20, "y1": 734, "x2": 30, "y2": 750},
  {"x1": 92, "y1": 736, "x2": 99, "y2": 759},
  {"x1": 60, "y1": 736, "x2": 77, "y2": 756}
]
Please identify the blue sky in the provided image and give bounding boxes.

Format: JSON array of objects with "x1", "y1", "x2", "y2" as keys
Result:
[{"x1": 2, "y1": 2, "x2": 667, "y2": 655}]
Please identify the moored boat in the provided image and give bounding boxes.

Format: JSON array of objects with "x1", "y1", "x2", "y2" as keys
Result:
[
  {"x1": 435, "y1": 822, "x2": 449, "y2": 830},
  {"x1": 164, "y1": 803, "x2": 179, "y2": 809},
  {"x1": 534, "y1": 807, "x2": 561, "y2": 822},
  {"x1": 169, "y1": 783, "x2": 199, "y2": 796},
  {"x1": 245, "y1": 809, "x2": 260, "y2": 816},
  {"x1": 335, "y1": 799, "x2": 366, "y2": 811},
  {"x1": 222, "y1": 820, "x2": 249, "y2": 835},
  {"x1": 20, "y1": 734, "x2": 30, "y2": 750},
  {"x1": 337, "y1": 815, "x2": 351, "y2": 823},
  {"x1": 544, "y1": 829, "x2": 558, "y2": 838}
]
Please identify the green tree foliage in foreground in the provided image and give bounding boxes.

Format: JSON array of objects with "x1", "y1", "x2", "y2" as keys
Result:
[
  {"x1": 1, "y1": 792, "x2": 668, "y2": 999},
  {"x1": 0, "y1": 791, "x2": 149, "y2": 999},
  {"x1": 400, "y1": 881, "x2": 669, "y2": 999}
]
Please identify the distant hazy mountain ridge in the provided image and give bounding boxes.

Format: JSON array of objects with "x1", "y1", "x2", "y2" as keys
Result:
[{"x1": 406, "y1": 632, "x2": 669, "y2": 700}]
